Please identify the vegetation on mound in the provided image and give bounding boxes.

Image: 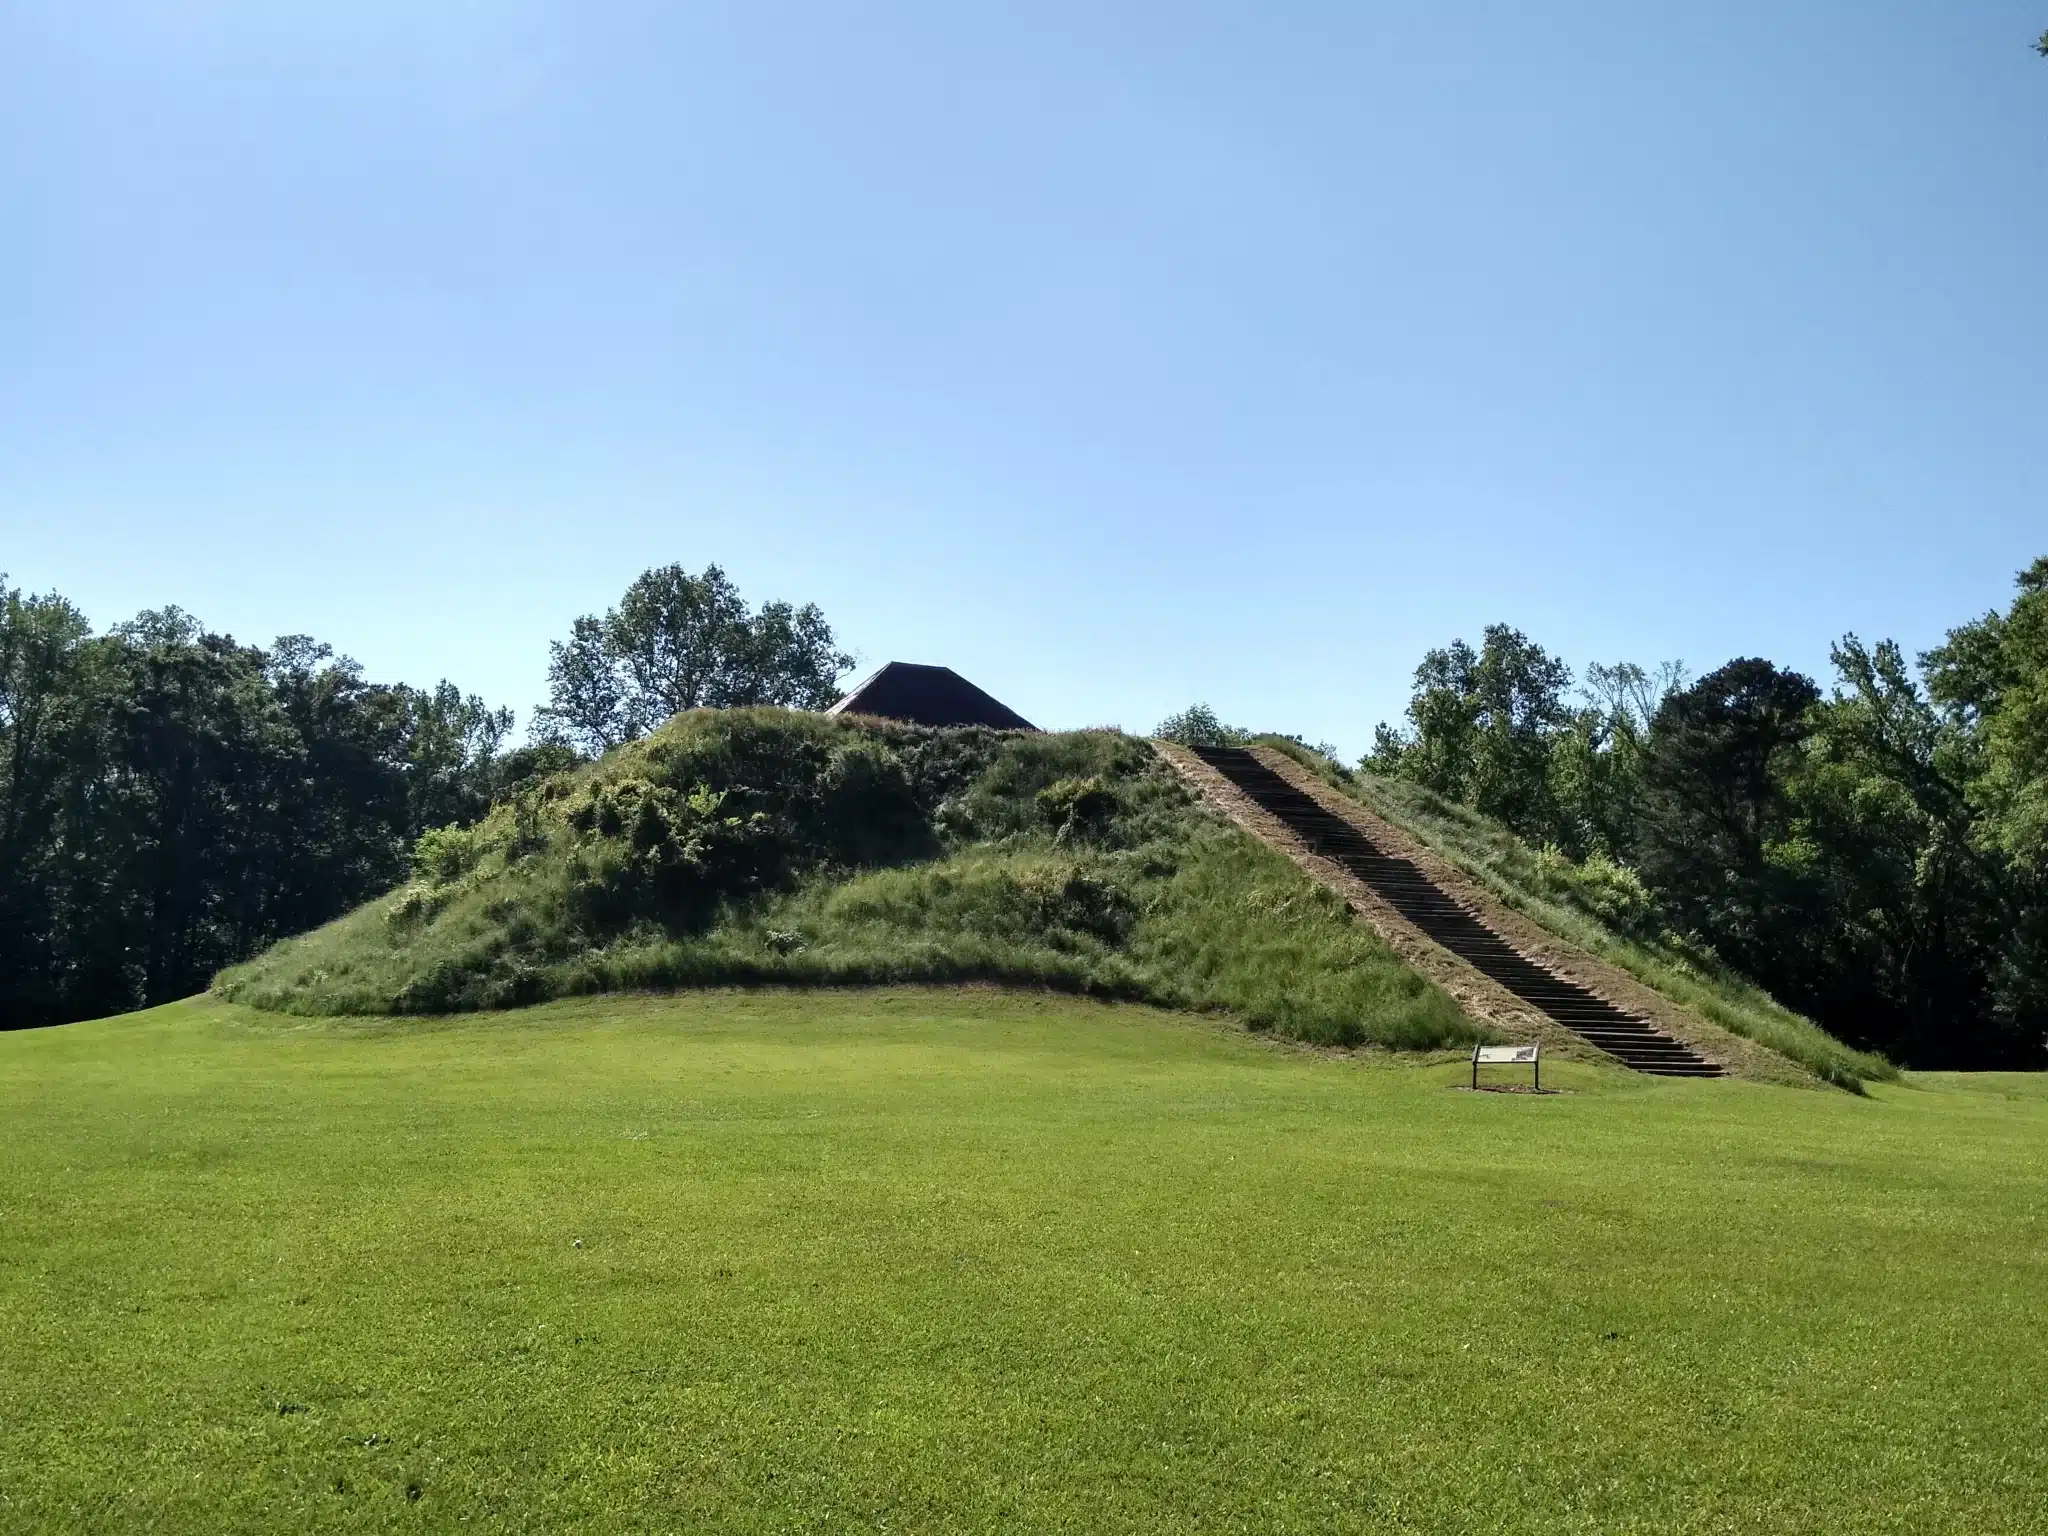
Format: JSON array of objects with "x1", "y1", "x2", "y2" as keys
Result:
[
  {"x1": 216, "y1": 710, "x2": 1476, "y2": 1050},
  {"x1": 1255, "y1": 737, "x2": 1896, "y2": 1088}
]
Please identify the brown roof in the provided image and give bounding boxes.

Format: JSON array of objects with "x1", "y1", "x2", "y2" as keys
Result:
[{"x1": 827, "y1": 662, "x2": 1038, "y2": 730}]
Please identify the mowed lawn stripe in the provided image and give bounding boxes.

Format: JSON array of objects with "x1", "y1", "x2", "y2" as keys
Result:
[{"x1": 1, "y1": 990, "x2": 2043, "y2": 1533}]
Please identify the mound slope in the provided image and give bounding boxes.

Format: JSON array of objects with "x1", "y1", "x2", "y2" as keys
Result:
[
  {"x1": 217, "y1": 710, "x2": 1478, "y2": 1051},
  {"x1": 1199, "y1": 740, "x2": 1893, "y2": 1088}
]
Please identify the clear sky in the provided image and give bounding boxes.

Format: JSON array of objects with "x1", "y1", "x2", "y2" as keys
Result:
[{"x1": 4, "y1": 2, "x2": 2044, "y2": 756}]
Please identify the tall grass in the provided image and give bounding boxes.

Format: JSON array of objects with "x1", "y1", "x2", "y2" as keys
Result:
[
  {"x1": 1253, "y1": 737, "x2": 1896, "y2": 1087},
  {"x1": 217, "y1": 714, "x2": 1477, "y2": 1051}
]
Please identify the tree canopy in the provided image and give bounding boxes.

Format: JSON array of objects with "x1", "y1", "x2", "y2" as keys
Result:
[
  {"x1": 1366, "y1": 563, "x2": 2048, "y2": 1067},
  {"x1": 0, "y1": 578, "x2": 515, "y2": 1029},
  {"x1": 536, "y1": 564, "x2": 853, "y2": 753}
]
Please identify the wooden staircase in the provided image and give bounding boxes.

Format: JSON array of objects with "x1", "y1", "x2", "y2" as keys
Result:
[{"x1": 1190, "y1": 747, "x2": 1724, "y2": 1078}]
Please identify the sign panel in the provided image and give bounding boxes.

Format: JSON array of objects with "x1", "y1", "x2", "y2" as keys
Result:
[{"x1": 1474, "y1": 1044, "x2": 1540, "y2": 1065}]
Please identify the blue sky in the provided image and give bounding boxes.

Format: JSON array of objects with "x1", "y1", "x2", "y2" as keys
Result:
[{"x1": 4, "y1": 1, "x2": 2044, "y2": 755}]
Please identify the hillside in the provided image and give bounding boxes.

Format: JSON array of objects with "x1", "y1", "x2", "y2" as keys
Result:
[
  {"x1": 1249, "y1": 738, "x2": 1896, "y2": 1088},
  {"x1": 216, "y1": 709, "x2": 1476, "y2": 1051}
]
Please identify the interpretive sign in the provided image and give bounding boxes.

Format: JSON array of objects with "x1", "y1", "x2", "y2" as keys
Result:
[{"x1": 1471, "y1": 1042, "x2": 1541, "y2": 1090}]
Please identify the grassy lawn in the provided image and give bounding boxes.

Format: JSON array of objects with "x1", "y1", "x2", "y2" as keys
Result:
[{"x1": 2, "y1": 991, "x2": 2044, "y2": 1533}]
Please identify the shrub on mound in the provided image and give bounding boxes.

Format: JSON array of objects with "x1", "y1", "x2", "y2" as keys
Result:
[{"x1": 215, "y1": 709, "x2": 1478, "y2": 1050}]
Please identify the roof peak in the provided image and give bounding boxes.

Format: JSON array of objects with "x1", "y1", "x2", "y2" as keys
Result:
[{"x1": 827, "y1": 661, "x2": 1037, "y2": 731}]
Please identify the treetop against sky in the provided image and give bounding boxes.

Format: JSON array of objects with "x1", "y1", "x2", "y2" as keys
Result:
[{"x1": 2, "y1": 3, "x2": 2042, "y2": 756}]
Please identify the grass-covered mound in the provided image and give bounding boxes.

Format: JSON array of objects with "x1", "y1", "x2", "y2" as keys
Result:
[
  {"x1": 1254, "y1": 737, "x2": 1896, "y2": 1086},
  {"x1": 216, "y1": 710, "x2": 1476, "y2": 1050}
]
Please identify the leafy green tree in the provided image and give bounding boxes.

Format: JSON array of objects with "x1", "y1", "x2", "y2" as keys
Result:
[
  {"x1": 0, "y1": 583, "x2": 90, "y2": 848},
  {"x1": 0, "y1": 585, "x2": 516, "y2": 1028},
  {"x1": 1634, "y1": 658, "x2": 1820, "y2": 985},
  {"x1": 261, "y1": 636, "x2": 513, "y2": 938},
  {"x1": 1922, "y1": 557, "x2": 2048, "y2": 1057},
  {"x1": 0, "y1": 578, "x2": 100, "y2": 1023},
  {"x1": 1928, "y1": 558, "x2": 2048, "y2": 872},
  {"x1": 1370, "y1": 625, "x2": 1576, "y2": 844},
  {"x1": 0, "y1": 581, "x2": 92, "y2": 893},
  {"x1": 1546, "y1": 660, "x2": 1687, "y2": 860},
  {"x1": 537, "y1": 564, "x2": 853, "y2": 752},
  {"x1": 91, "y1": 612, "x2": 302, "y2": 1011},
  {"x1": 403, "y1": 681, "x2": 515, "y2": 833},
  {"x1": 1153, "y1": 703, "x2": 1251, "y2": 747},
  {"x1": 1773, "y1": 638, "x2": 2022, "y2": 1063}
]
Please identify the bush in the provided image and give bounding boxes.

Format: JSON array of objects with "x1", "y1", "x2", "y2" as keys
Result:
[
  {"x1": 1036, "y1": 776, "x2": 1119, "y2": 844},
  {"x1": 1154, "y1": 703, "x2": 1250, "y2": 747}
]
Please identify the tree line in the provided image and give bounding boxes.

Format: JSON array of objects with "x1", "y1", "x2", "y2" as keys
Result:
[
  {"x1": 0, "y1": 591, "x2": 527, "y2": 1027},
  {"x1": 1319, "y1": 32, "x2": 2048, "y2": 1067},
  {"x1": 0, "y1": 563, "x2": 849, "y2": 1029},
  {"x1": 11, "y1": 554, "x2": 2046, "y2": 1069},
  {"x1": 1352, "y1": 560, "x2": 2048, "y2": 1069}
]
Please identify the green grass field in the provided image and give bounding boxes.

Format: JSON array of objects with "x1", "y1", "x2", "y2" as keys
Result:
[{"x1": 4, "y1": 991, "x2": 2044, "y2": 1533}]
